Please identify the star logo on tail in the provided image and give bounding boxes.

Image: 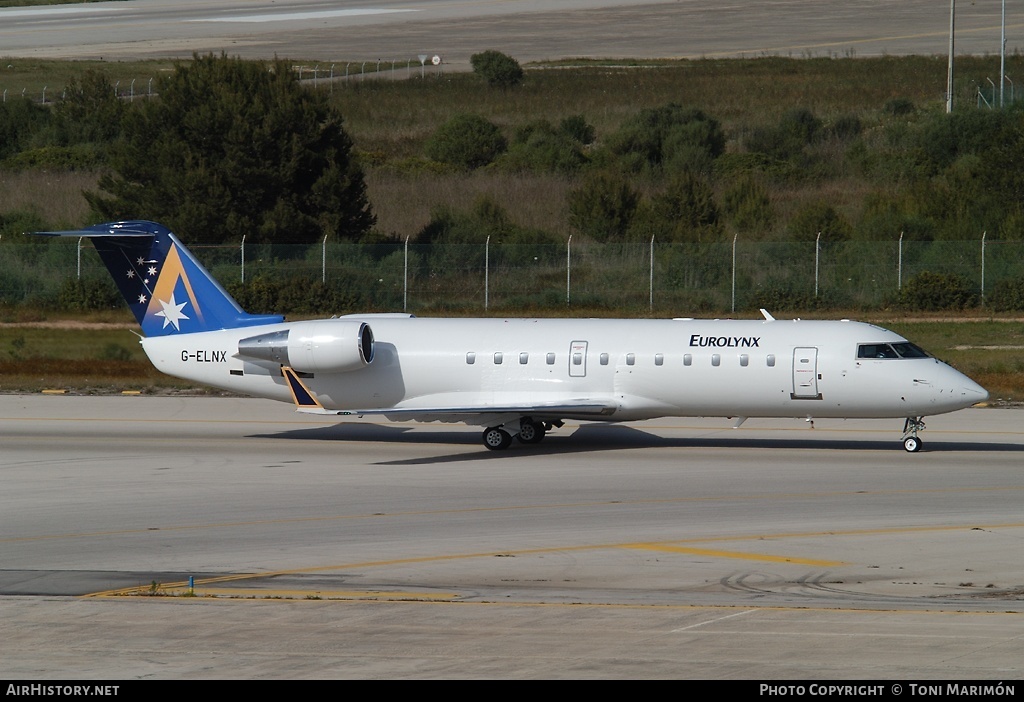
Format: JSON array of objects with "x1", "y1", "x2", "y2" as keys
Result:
[{"x1": 154, "y1": 292, "x2": 190, "y2": 330}]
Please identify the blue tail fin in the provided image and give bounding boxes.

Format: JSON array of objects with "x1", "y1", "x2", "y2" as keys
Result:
[{"x1": 36, "y1": 220, "x2": 284, "y2": 337}]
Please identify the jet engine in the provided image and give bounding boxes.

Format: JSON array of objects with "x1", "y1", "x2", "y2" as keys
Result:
[{"x1": 236, "y1": 320, "x2": 374, "y2": 373}]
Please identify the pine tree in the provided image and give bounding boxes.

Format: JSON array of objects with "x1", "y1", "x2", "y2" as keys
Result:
[{"x1": 87, "y1": 54, "x2": 375, "y2": 244}]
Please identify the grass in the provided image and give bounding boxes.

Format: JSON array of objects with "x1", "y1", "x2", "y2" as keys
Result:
[{"x1": 0, "y1": 324, "x2": 213, "y2": 393}]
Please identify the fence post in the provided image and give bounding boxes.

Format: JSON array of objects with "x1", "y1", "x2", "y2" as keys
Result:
[
  {"x1": 814, "y1": 231, "x2": 821, "y2": 298},
  {"x1": 322, "y1": 234, "x2": 327, "y2": 284},
  {"x1": 484, "y1": 235, "x2": 490, "y2": 310},
  {"x1": 649, "y1": 235, "x2": 655, "y2": 311},
  {"x1": 77, "y1": 237, "x2": 83, "y2": 279},
  {"x1": 981, "y1": 230, "x2": 986, "y2": 304},
  {"x1": 240, "y1": 235, "x2": 245, "y2": 283},
  {"x1": 898, "y1": 231, "x2": 903, "y2": 291},
  {"x1": 566, "y1": 235, "x2": 572, "y2": 306},
  {"x1": 731, "y1": 233, "x2": 738, "y2": 313}
]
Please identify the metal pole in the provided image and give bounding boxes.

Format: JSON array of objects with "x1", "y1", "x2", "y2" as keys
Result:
[
  {"x1": 814, "y1": 231, "x2": 821, "y2": 298},
  {"x1": 403, "y1": 235, "x2": 409, "y2": 312},
  {"x1": 731, "y1": 233, "x2": 738, "y2": 313},
  {"x1": 898, "y1": 231, "x2": 904, "y2": 291},
  {"x1": 649, "y1": 235, "x2": 655, "y2": 311},
  {"x1": 322, "y1": 234, "x2": 327, "y2": 284},
  {"x1": 566, "y1": 235, "x2": 572, "y2": 306},
  {"x1": 947, "y1": 0, "x2": 955, "y2": 113},
  {"x1": 981, "y1": 230, "x2": 987, "y2": 304},
  {"x1": 77, "y1": 237, "x2": 83, "y2": 279},
  {"x1": 240, "y1": 235, "x2": 245, "y2": 283},
  {"x1": 484, "y1": 235, "x2": 490, "y2": 310},
  {"x1": 1001, "y1": 0, "x2": 1006, "y2": 107}
]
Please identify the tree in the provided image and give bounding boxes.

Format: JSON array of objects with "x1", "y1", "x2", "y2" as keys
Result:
[
  {"x1": 52, "y1": 70, "x2": 125, "y2": 145},
  {"x1": 86, "y1": 54, "x2": 375, "y2": 245},
  {"x1": 470, "y1": 50, "x2": 524, "y2": 89}
]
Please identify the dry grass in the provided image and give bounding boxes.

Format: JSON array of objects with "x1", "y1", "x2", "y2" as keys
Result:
[
  {"x1": 368, "y1": 171, "x2": 575, "y2": 237},
  {"x1": 0, "y1": 171, "x2": 98, "y2": 225}
]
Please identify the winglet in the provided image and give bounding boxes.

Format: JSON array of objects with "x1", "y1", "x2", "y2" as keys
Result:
[{"x1": 281, "y1": 366, "x2": 324, "y2": 411}]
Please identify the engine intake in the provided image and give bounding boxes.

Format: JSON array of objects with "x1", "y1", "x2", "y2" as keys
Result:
[{"x1": 237, "y1": 320, "x2": 374, "y2": 373}]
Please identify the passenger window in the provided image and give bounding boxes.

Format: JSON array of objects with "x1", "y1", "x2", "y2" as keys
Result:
[
  {"x1": 683, "y1": 354, "x2": 692, "y2": 366},
  {"x1": 767, "y1": 354, "x2": 776, "y2": 367},
  {"x1": 740, "y1": 354, "x2": 749, "y2": 367},
  {"x1": 466, "y1": 352, "x2": 476, "y2": 365},
  {"x1": 711, "y1": 354, "x2": 721, "y2": 366},
  {"x1": 546, "y1": 352, "x2": 555, "y2": 365},
  {"x1": 600, "y1": 353, "x2": 609, "y2": 365},
  {"x1": 626, "y1": 353, "x2": 635, "y2": 366},
  {"x1": 572, "y1": 353, "x2": 582, "y2": 366},
  {"x1": 655, "y1": 353, "x2": 664, "y2": 366},
  {"x1": 494, "y1": 352, "x2": 503, "y2": 364},
  {"x1": 520, "y1": 352, "x2": 529, "y2": 365}
]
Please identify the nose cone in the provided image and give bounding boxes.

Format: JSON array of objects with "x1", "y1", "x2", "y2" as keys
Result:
[
  {"x1": 940, "y1": 365, "x2": 988, "y2": 411},
  {"x1": 961, "y1": 377, "x2": 989, "y2": 404}
]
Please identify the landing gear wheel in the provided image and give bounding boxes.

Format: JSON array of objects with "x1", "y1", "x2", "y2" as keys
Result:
[
  {"x1": 903, "y1": 436, "x2": 922, "y2": 453},
  {"x1": 516, "y1": 420, "x2": 546, "y2": 444},
  {"x1": 482, "y1": 426, "x2": 513, "y2": 450},
  {"x1": 901, "y1": 416, "x2": 926, "y2": 453}
]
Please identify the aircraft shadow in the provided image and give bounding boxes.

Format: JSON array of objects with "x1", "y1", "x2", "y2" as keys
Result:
[{"x1": 249, "y1": 422, "x2": 1024, "y2": 465}]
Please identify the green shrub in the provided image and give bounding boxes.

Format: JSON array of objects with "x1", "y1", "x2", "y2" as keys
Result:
[
  {"x1": 788, "y1": 202, "x2": 852, "y2": 243},
  {"x1": 604, "y1": 103, "x2": 725, "y2": 173},
  {"x1": 424, "y1": 114, "x2": 507, "y2": 169},
  {"x1": 830, "y1": 114, "x2": 863, "y2": 141},
  {"x1": 883, "y1": 98, "x2": 915, "y2": 116},
  {"x1": 55, "y1": 277, "x2": 122, "y2": 312},
  {"x1": 559, "y1": 115, "x2": 596, "y2": 145},
  {"x1": 496, "y1": 120, "x2": 586, "y2": 173},
  {"x1": 900, "y1": 271, "x2": 978, "y2": 310},
  {"x1": 721, "y1": 175, "x2": 775, "y2": 235},
  {"x1": 989, "y1": 278, "x2": 1024, "y2": 311},
  {"x1": 470, "y1": 50, "x2": 524, "y2": 88},
  {"x1": 567, "y1": 171, "x2": 640, "y2": 241},
  {"x1": 647, "y1": 173, "x2": 722, "y2": 243}
]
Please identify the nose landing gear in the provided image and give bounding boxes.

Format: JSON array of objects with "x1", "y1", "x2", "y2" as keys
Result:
[{"x1": 902, "y1": 417, "x2": 925, "y2": 452}]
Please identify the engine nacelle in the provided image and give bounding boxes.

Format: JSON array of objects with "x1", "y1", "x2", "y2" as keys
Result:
[{"x1": 237, "y1": 320, "x2": 374, "y2": 373}]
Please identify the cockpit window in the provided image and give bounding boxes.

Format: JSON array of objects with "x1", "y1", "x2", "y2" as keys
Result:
[
  {"x1": 857, "y1": 342, "x2": 931, "y2": 359},
  {"x1": 891, "y1": 342, "x2": 930, "y2": 358}
]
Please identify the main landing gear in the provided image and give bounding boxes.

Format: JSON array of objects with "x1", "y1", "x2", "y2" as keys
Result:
[
  {"x1": 902, "y1": 416, "x2": 926, "y2": 453},
  {"x1": 482, "y1": 418, "x2": 557, "y2": 450}
]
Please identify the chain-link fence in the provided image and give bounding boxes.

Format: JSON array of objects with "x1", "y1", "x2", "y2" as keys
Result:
[{"x1": 2, "y1": 235, "x2": 1019, "y2": 314}]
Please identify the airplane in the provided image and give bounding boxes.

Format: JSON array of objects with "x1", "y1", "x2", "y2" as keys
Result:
[{"x1": 37, "y1": 220, "x2": 989, "y2": 452}]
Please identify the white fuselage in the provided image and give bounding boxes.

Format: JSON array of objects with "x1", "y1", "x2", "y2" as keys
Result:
[{"x1": 141, "y1": 316, "x2": 988, "y2": 426}]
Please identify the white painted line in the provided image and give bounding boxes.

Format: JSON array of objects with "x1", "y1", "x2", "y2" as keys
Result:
[
  {"x1": 671, "y1": 609, "x2": 757, "y2": 632},
  {"x1": 192, "y1": 9, "x2": 419, "y2": 24}
]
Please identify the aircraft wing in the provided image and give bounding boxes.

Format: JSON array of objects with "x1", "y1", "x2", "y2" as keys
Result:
[{"x1": 281, "y1": 366, "x2": 616, "y2": 423}]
